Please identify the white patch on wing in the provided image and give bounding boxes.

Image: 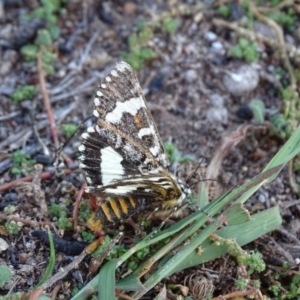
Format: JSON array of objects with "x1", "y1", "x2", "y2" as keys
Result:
[
  {"x1": 79, "y1": 162, "x2": 87, "y2": 168},
  {"x1": 101, "y1": 146, "x2": 124, "y2": 185},
  {"x1": 78, "y1": 144, "x2": 85, "y2": 152},
  {"x1": 87, "y1": 126, "x2": 95, "y2": 133},
  {"x1": 106, "y1": 76, "x2": 112, "y2": 82},
  {"x1": 105, "y1": 185, "x2": 138, "y2": 195},
  {"x1": 105, "y1": 97, "x2": 145, "y2": 124},
  {"x1": 81, "y1": 133, "x2": 89, "y2": 139},
  {"x1": 138, "y1": 125, "x2": 155, "y2": 139},
  {"x1": 86, "y1": 176, "x2": 92, "y2": 184},
  {"x1": 93, "y1": 109, "x2": 100, "y2": 117},
  {"x1": 96, "y1": 90, "x2": 103, "y2": 97},
  {"x1": 111, "y1": 70, "x2": 118, "y2": 77},
  {"x1": 101, "y1": 83, "x2": 107, "y2": 89},
  {"x1": 115, "y1": 133, "x2": 122, "y2": 148},
  {"x1": 116, "y1": 61, "x2": 131, "y2": 73},
  {"x1": 94, "y1": 97, "x2": 101, "y2": 106},
  {"x1": 150, "y1": 144, "x2": 160, "y2": 156}
]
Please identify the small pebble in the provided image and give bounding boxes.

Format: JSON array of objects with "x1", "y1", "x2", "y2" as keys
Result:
[
  {"x1": 223, "y1": 65, "x2": 259, "y2": 96},
  {"x1": 204, "y1": 31, "x2": 217, "y2": 41}
]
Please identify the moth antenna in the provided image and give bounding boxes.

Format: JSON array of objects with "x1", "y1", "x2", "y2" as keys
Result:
[
  {"x1": 54, "y1": 115, "x2": 95, "y2": 166},
  {"x1": 188, "y1": 178, "x2": 222, "y2": 189},
  {"x1": 186, "y1": 141, "x2": 212, "y2": 186}
]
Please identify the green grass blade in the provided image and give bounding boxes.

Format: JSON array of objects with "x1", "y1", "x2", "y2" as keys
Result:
[
  {"x1": 172, "y1": 205, "x2": 281, "y2": 272},
  {"x1": 36, "y1": 230, "x2": 55, "y2": 287},
  {"x1": 115, "y1": 276, "x2": 144, "y2": 291},
  {"x1": 98, "y1": 259, "x2": 118, "y2": 300},
  {"x1": 131, "y1": 218, "x2": 222, "y2": 299},
  {"x1": 237, "y1": 125, "x2": 300, "y2": 203},
  {"x1": 223, "y1": 203, "x2": 251, "y2": 225}
]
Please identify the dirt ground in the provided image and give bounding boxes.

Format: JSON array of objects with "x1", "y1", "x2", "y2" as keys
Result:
[{"x1": 0, "y1": 1, "x2": 300, "y2": 299}]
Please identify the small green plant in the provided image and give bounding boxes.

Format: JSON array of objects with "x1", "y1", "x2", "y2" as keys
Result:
[
  {"x1": 4, "y1": 205, "x2": 17, "y2": 214},
  {"x1": 61, "y1": 123, "x2": 78, "y2": 138},
  {"x1": 122, "y1": 22, "x2": 156, "y2": 70},
  {"x1": 271, "y1": 114, "x2": 291, "y2": 139},
  {"x1": 217, "y1": 5, "x2": 231, "y2": 18},
  {"x1": 237, "y1": 250, "x2": 265, "y2": 275},
  {"x1": 234, "y1": 275, "x2": 248, "y2": 291},
  {"x1": 57, "y1": 217, "x2": 72, "y2": 230},
  {"x1": 269, "y1": 283, "x2": 281, "y2": 297},
  {"x1": 78, "y1": 200, "x2": 93, "y2": 223},
  {"x1": 11, "y1": 150, "x2": 36, "y2": 175},
  {"x1": 249, "y1": 99, "x2": 265, "y2": 122},
  {"x1": 93, "y1": 236, "x2": 127, "y2": 261},
  {"x1": 122, "y1": 14, "x2": 180, "y2": 69},
  {"x1": 164, "y1": 141, "x2": 195, "y2": 165},
  {"x1": 81, "y1": 231, "x2": 95, "y2": 243},
  {"x1": 268, "y1": 9, "x2": 297, "y2": 31},
  {"x1": 269, "y1": 274, "x2": 300, "y2": 298},
  {"x1": 0, "y1": 266, "x2": 12, "y2": 287},
  {"x1": 19, "y1": 0, "x2": 65, "y2": 75},
  {"x1": 12, "y1": 85, "x2": 38, "y2": 104},
  {"x1": 288, "y1": 274, "x2": 300, "y2": 298},
  {"x1": 23, "y1": 0, "x2": 66, "y2": 40},
  {"x1": 162, "y1": 17, "x2": 179, "y2": 34},
  {"x1": 49, "y1": 203, "x2": 72, "y2": 230},
  {"x1": 20, "y1": 45, "x2": 39, "y2": 61},
  {"x1": 5, "y1": 221, "x2": 22, "y2": 235},
  {"x1": 228, "y1": 38, "x2": 259, "y2": 62}
]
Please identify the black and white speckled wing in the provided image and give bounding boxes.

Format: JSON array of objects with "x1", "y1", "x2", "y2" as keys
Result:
[{"x1": 78, "y1": 62, "x2": 170, "y2": 191}]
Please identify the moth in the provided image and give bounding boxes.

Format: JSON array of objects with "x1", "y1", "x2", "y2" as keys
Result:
[{"x1": 78, "y1": 61, "x2": 191, "y2": 231}]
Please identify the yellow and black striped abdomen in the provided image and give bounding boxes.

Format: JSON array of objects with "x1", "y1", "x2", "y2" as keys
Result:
[{"x1": 87, "y1": 196, "x2": 150, "y2": 232}]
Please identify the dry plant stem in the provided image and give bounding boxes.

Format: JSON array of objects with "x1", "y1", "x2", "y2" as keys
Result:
[
  {"x1": 288, "y1": 159, "x2": 298, "y2": 194},
  {"x1": 29, "y1": 288, "x2": 43, "y2": 300},
  {"x1": 211, "y1": 288, "x2": 258, "y2": 300},
  {"x1": 37, "y1": 51, "x2": 59, "y2": 148},
  {"x1": 73, "y1": 185, "x2": 86, "y2": 230},
  {"x1": 206, "y1": 125, "x2": 254, "y2": 187},
  {"x1": 0, "y1": 213, "x2": 55, "y2": 227},
  {"x1": 0, "y1": 170, "x2": 71, "y2": 192},
  {"x1": 216, "y1": 2, "x2": 299, "y2": 192},
  {"x1": 51, "y1": 284, "x2": 62, "y2": 300},
  {"x1": 276, "y1": 228, "x2": 300, "y2": 246},
  {"x1": 256, "y1": 0, "x2": 295, "y2": 14},
  {"x1": 248, "y1": 1, "x2": 296, "y2": 90},
  {"x1": 115, "y1": 290, "x2": 135, "y2": 300},
  {"x1": 268, "y1": 237, "x2": 295, "y2": 265},
  {"x1": 38, "y1": 250, "x2": 89, "y2": 290},
  {"x1": 0, "y1": 172, "x2": 52, "y2": 192},
  {"x1": 212, "y1": 18, "x2": 300, "y2": 61},
  {"x1": 7, "y1": 276, "x2": 20, "y2": 295}
]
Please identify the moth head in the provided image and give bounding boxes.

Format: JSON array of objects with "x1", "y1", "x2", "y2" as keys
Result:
[{"x1": 176, "y1": 178, "x2": 191, "y2": 204}]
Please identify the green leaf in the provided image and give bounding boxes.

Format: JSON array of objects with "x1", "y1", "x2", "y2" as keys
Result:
[
  {"x1": 239, "y1": 38, "x2": 250, "y2": 49},
  {"x1": 35, "y1": 29, "x2": 52, "y2": 46},
  {"x1": 217, "y1": 5, "x2": 231, "y2": 18},
  {"x1": 0, "y1": 266, "x2": 12, "y2": 287},
  {"x1": 162, "y1": 18, "x2": 179, "y2": 34},
  {"x1": 36, "y1": 230, "x2": 56, "y2": 286},
  {"x1": 99, "y1": 259, "x2": 118, "y2": 300},
  {"x1": 228, "y1": 45, "x2": 243, "y2": 59},
  {"x1": 12, "y1": 85, "x2": 38, "y2": 104},
  {"x1": 171, "y1": 206, "x2": 281, "y2": 272},
  {"x1": 223, "y1": 203, "x2": 251, "y2": 225},
  {"x1": 20, "y1": 44, "x2": 38, "y2": 61},
  {"x1": 249, "y1": 99, "x2": 265, "y2": 122}
]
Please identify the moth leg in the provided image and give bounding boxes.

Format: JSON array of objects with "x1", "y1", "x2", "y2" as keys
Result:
[{"x1": 154, "y1": 201, "x2": 188, "y2": 232}]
